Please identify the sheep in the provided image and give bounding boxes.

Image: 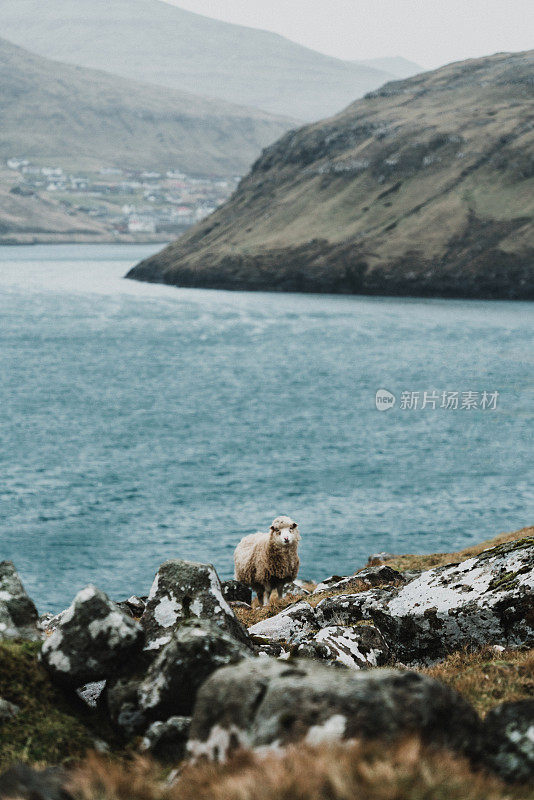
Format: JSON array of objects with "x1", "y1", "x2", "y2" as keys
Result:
[{"x1": 234, "y1": 516, "x2": 300, "y2": 606}]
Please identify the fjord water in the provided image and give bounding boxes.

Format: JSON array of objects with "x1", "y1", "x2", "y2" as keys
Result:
[{"x1": 1, "y1": 244, "x2": 532, "y2": 613}]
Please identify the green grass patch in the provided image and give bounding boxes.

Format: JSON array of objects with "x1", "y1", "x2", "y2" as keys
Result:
[{"x1": 0, "y1": 641, "x2": 121, "y2": 769}]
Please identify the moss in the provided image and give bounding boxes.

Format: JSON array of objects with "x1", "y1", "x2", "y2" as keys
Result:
[{"x1": 0, "y1": 641, "x2": 122, "y2": 769}]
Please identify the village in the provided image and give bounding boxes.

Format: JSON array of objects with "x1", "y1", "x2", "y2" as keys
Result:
[{"x1": 6, "y1": 158, "x2": 240, "y2": 237}]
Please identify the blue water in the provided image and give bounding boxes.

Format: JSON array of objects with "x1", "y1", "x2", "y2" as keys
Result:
[{"x1": 0, "y1": 243, "x2": 532, "y2": 613}]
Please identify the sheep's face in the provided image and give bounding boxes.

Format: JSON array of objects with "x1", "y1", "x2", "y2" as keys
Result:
[{"x1": 270, "y1": 516, "x2": 300, "y2": 548}]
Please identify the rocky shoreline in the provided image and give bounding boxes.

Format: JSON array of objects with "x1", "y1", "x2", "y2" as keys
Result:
[{"x1": 0, "y1": 528, "x2": 533, "y2": 796}]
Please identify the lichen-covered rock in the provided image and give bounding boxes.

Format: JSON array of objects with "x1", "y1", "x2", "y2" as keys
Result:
[
  {"x1": 188, "y1": 658, "x2": 482, "y2": 761},
  {"x1": 0, "y1": 561, "x2": 39, "y2": 641},
  {"x1": 41, "y1": 585, "x2": 144, "y2": 687},
  {"x1": 141, "y1": 716, "x2": 191, "y2": 762},
  {"x1": 317, "y1": 538, "x2": 534, "y2": 665},
  {"x1": 482, "y1": 700, "x2": 534, "y2": 783},
  {"x1": 221, "y1": 580, "x2": 252, "y2": 605},
  {"x1": 313, "y1": 566, "x2": 404, "y2": 594},
  {"x1": 108, "y1": 619, "x2": 252, "y2": 735},
  {"x1": 117, "y1": 596, "x2": 146, "y2": 618},
  {"x1": 142, "y1": 560, "x2": 251, "y2": 652},
  {"x1": 0, "y1": 697, "x2": 20, "y2": 721},
  {"x1": 248, "y1": 601, "x2": 317, "y2": 643},
  {"x1": 0, "y1": 764, "x2": 68, "y2": 800},
  {"x1": 293, "y1": 624, "x2": 389, "y2": 669}
]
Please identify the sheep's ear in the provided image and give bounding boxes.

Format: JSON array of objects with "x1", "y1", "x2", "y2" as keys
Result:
[
  {"x1": 290, "y1": 522, "x2": 297, "y2": 529},
  {"x1": 270, "y1": 525, "x2": 276, "y2": 533}
]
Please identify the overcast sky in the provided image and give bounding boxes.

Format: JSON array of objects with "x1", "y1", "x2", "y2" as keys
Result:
[{"x1": 162, "y1": 0, "x2": 533, "y2": 69}]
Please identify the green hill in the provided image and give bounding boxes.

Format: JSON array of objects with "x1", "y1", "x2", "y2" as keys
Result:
[{"x1": 127, "y1": 50, "x2": 534, "y2": 300}]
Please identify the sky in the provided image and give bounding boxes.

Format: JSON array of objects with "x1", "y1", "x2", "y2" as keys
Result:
[{"x1": 162, "y1": 0, "x2": 533, "y2": 69}]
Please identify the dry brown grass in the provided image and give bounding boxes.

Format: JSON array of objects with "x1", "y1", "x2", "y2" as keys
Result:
[
  {"x1": 423, "y1": 647, "x2": 534, "y2": 716},
  {"x1": 66, "y1": 739, "x2": 533, "y2": 800},
  {"x1": 381, "y1": 526, "x2": 534, "y2": 573}
]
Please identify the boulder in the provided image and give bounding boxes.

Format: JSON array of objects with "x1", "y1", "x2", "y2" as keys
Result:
[
  {"x1": 293, "y1": 624, "x2": 389, "y2": 669},
  {"x1": 140, "y1": 716, "x2": 191, "y2": 761},
  {"x1": 117, "y1": 596, "x2": 146, "y2": 618},
  {"x1": 248, "y1": 601, "x2": 317, "y2": 643},
  {"x1": 141, "y1": 560, "x2": 251, "y2": 652},
  {"x1": 188, "y1": 658, "x2": 482, "y2": 761},
  {"x1": 41, "y1": 585, "x2": 144, "y2": 687},
  {"x1": 316, "y1": 538, "x2": 534, "y2": 664},
  {"x1": 0, "y1": 561, "x2": 40, "y2": 641},
  {"x1": 0, "y1": 764, "x2": 70, "y2": 800},
  {"x1": 108, "y1": 619, "x2": 252, "y2": 735},
  {"x1": 221, "y1": 580, "x2": 252, "y2": 605},
  {"x1": 0, "y1": 697, "x2": 20, "y2": 721},
  {"x1": 483, "y1": 700, "x2": 534, "y2": 783},
  {"x1": 313, "y1": 566, "x2": 404, "y2": 594}
]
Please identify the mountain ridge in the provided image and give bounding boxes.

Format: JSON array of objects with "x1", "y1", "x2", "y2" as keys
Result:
[
  {"x1": 0, "y1": 0, "x2": 397, "y2": 121},
  {"x1": 127, "y1": 50, "x2": 534, "y2": 300},
  {"x1": 0, "y1": 36, "x2": 294, "y2": 175}
]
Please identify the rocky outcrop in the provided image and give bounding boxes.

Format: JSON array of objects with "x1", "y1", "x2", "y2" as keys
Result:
[
  {"x1": 248, "y1": 601, "x2": 317, "y2": 643},
  {"x1": 108, "y1": 620, "x2": 252, "y2": 734},
  {"x1": 0, "y1": 561, "x2": 39, "y2": 641},
  {"x1": 142, "y1": 560, "x2": 251, "y2": 651},
  {"x1": 293, "y1": 624, "x2": 389, "y2": 669},
  {"x1": 127, "y1": 51, "x2": 534, "y2": 300},
  {"x1": 188, "y1": 658, "x2": 482, "y2": 761},
  {"x1": 41, "y1": 585, "x2": 144, "y2": 687},
  {"x1": 141, "y1": 716, "x2": 191, "y2": 762},
  {"x1": 315, "y1": 538, "x2": 534, "y2": 664},
  {"x1": 483, "y1": 700, "x2": 534, "y2": 783}
]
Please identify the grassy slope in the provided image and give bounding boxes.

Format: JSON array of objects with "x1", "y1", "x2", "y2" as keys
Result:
[
  {"x1": 129, "y1": 51, "x2": 534, "y2": 298},
  {"x1": 0, "y1": 37, "x2": 293, "y2": 176}
]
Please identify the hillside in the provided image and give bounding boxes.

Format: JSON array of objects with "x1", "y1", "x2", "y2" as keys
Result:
[
  {"x1": 128, "y1": 50, "x2": 534, "y2": 300},
  {"x1": 0, "y1": 0, "x2": 395, "y2": 121},
  {"x1": 0, "y1": 37, "x2": 292, "y2": 176}
]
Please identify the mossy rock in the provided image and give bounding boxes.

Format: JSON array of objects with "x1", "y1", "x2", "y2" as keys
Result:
[{"x1": 0, "y1": 641, "x2": 119, "y2": 769}]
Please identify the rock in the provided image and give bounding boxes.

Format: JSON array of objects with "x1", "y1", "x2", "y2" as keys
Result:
[
  {"x1": 140, "y1": 716, "x2": 191, "y2": 761},
  {"x1": 313, "y1": 566, "x2": 404, "y2": 594},
  {"x1": 142, "y1": 560, "x2": 251, "y2": 652},
  {"x1": 282, "y1": 581, "x2": 311, "y2": 597},
  {"x1": 188, "y1": 658, "x2": 482, "y2": 761},
  {"x1": 221, "y1": 580, "x2": 252, "y2": 605},
  {"x1": 76, "y1": 680, "x2": 107, "y2": 709},
  {"x1": 0, "y1": 561, "x2": 40, "y2": 641},
  {"x1": 0, "y1": 764, "x2": 70, "y2": 800},
  {"x1": 41, "y1": 585, "x2": 144, "y2": 688},
  {"x1": 367, "y1": 552, "x2": 395, "y2": 566},
  {"x1": 229, "y1": 600, "x2": 251, "y2": 610},
  {"x1": 293, "y1": 624, "x2": 389, "y2": 669},
  {"x1": 317, "y1": 538, "x2": 534, "y2": 665},
  {"x1": 315, "y1": 588, "x2": 391, "y2": 628},
  {"x1": 108, "y1": 619, "x2": 252, "y2": 735},
  {"x1": 0, "y1": 697, "x2": 20, "y2": 721},
  {"x1": 117, "y1": 596, "x2": 146, "y2": 618},
  {"x1": 248, "y1": 601, "x2": 317, "y2": 643},
  {"x1": 483, "y1": 700, "x2": 534, "y2": 783},
  {"x1": 38, "y1": 608, "x2": 70, "y2": 634}
]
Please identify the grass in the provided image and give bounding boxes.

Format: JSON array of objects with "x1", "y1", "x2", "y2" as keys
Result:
[
  {"x1": 67, "y1": 739, "x2": 534, "y2": 800},
  {"x1": 423, "y1": 647, "x2": 534, "y2": 716},
  {"x1": 0, "y1": 641, "x2": 121, "y2": 770},
  {"x1": 380, "y1": 526, "x2": 534, "y2": 573}
]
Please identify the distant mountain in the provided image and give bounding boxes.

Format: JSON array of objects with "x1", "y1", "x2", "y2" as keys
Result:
[
  {"x1": 0, "y1": 0, "x2": 394, "y2": 121},
  {"x1": 0, "y1": 37, "x2": 293, "y2": 176},
  {"x1": 128, "y1": 51, "x2": 534, "y2": 300},
  {"x1": 355, "y1": 57, "x2": 423, "y2": 79}
]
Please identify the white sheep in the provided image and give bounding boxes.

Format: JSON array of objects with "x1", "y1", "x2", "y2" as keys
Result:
[{"x1": 234, "y1": 516, "x2": 300, "y2": 606}]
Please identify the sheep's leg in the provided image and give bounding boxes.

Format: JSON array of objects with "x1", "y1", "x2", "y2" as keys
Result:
[
  {"x1": 262, "y1": 584, "x2": 272, "y2": 606},
  {"x1": 276, "y1": 584, "x2": 285, "y2": 601}
]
